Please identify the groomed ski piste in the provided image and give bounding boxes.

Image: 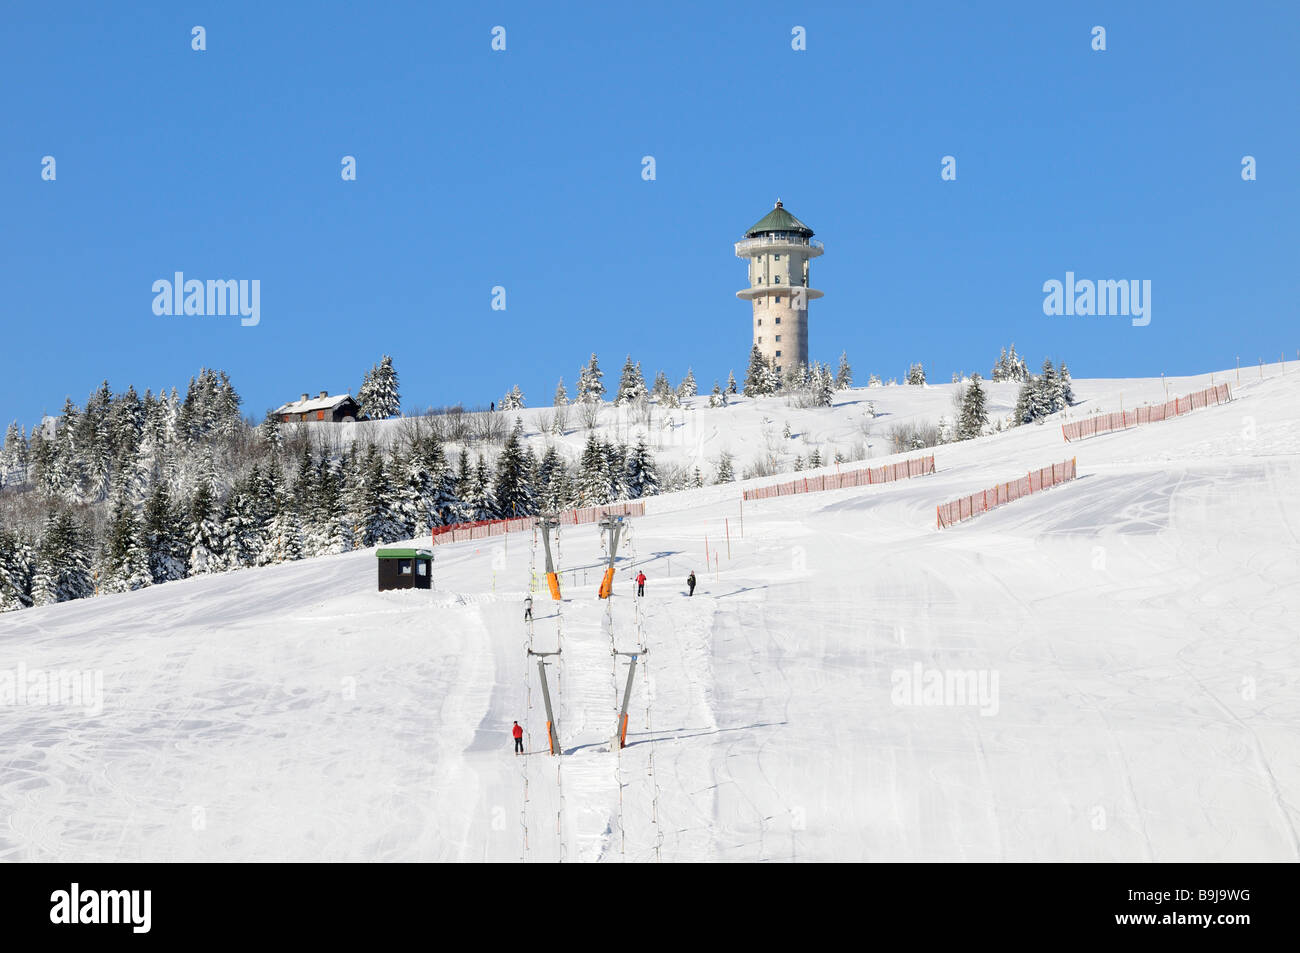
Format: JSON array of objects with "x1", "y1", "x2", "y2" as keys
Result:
[{"x1": 2, "y1": 364, "x2": 1297, "y2": 862}]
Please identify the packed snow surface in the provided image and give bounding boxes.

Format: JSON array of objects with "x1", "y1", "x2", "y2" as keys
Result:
[{"x1": 2, "y1": 365, "x2": 1297, "y2": 861}]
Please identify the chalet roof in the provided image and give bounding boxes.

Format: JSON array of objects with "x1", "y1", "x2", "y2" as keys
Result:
[{"x1": 274, "y1": 393, "x2": 356, "y2": 415}]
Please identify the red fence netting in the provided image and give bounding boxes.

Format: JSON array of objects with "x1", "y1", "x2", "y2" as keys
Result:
[
  {"x1": 936, "y1": 457, "x2": 1077, "y2": 529},
  {"x1": 430, "y1": 501, "x2": 646, "y2": 546},
  {"x1": 741, "y1": 454, "x2": 936, "y2": 502},
  {"x1": 1061, "y1": 383, "x2": 1230, "y2": 442}
]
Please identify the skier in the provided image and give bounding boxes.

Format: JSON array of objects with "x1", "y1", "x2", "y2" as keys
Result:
[
  {"x1": 636, "y1": 571, "x2": 647, "y2": 597},
  {"x1": 512, "y1": 721, "x2": 524, "y2": 754},
  {"x1": 687, "y1": 571, "x2": 696, "y2": 596},
  {"x1": 490, "y1": 401, "x2": 495, "y2": 412},
  {"x1": 524, "y1": 594, "x2": 533, "y2": 622}
]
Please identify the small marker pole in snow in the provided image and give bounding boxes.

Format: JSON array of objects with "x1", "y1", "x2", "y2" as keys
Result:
[
  {"x1": 1236, "y1": 356, "x2": 1240, "y2": 384},
  {"x1": 725, "y1": 519, "x2": 731, "y2": 560},
  {"x1": 1260, "y1": 358, "x2": 1264, "y2": 379}
]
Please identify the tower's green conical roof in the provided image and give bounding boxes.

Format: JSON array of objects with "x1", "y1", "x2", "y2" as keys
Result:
[{"x1": 744, "y1": 199, "x2": 814, "y2": 238}]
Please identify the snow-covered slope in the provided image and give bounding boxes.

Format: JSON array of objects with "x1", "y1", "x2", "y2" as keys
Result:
[{"x1": 2, "y1": 364, "x2": 1297, "y2": 862}]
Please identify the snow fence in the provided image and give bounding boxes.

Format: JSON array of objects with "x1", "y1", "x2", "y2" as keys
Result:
[
  {"x1": 742, "y1": 454, "x2": 936, "y2": 501},
  {"x1": 936, "y1": 457, "x2": 1077, "y2": 529},
  {"x1": 429, "y1": 501, "x2": 646, "y2": 545},
  {"x1": 1061, "y1": 383, "x2": 1231, "y2": 442}
]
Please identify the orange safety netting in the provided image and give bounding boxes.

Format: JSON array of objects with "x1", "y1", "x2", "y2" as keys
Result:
[
  {"x1": 430, "y1": 501, "x2": 646, "y2": 546},
  {"x1": 742, "y1": 454, "x2": 936, "y2": 502},
  {"x1": 935, "y1": 458, "x2": 1077, "y2": 529},
  {"x1": 1061, "y1": 383, "x2": 1230, "y2": 442}
]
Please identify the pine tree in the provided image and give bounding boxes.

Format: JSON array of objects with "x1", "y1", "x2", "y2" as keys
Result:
[
  {"x1": 494, "y1": 418, "x2": 536, "y2": 517},
  {"x1": 993, "y1": 347, "x2": 1009, "y2": 382},
  {"x1": 187, "y1": 481, "x2": 224, "y2": 575},
  {"x1": 615, "y1": 355, "x2": 647, "y2": 405},
  {"x1": 726, "y1": 371, "x2": 738, "y2": 395},
  {"x1": 807, "y1": 448, "x2": 822, "y2": 469},
  {"x1": 1012, "y1": 376, "x2": 1036, "y2": 426},
  {"x1": 623, "y1": 435, "x2": 660, "y2": 498},
  {"x1": 141, "y1": 481, "x2": 187, "y2": 583},
  {"x1": 500, "y1": 385, "x2": 525, "y2": 411},
  {"x1": 32, "y1": 513, "x2": 93, "y2": 606},
  {"x1": 907, "y1": 362, "x2": 927, "y2": 385},
  {"x1": 359, "y1": 355, "x2": 401, "y2": 419},
  {"x1": 957, "y1": 373, "x2": 989, "y2": 440},
  {"x1": 677, "y1": 367, "x2": 697, "y2": 399},
  {"x1": 836, "y1": 351, "x2": 853, "y2": 389},
  {"x1": 814, "y1": 362, "x2": 835, "y2": 407},
  {"x1": 716, "y1": 451, "x2": 734, "y2": 483},
  {"x1": 743, "y1": 346, "x2": 770, "y2": 396},
  {"x1": 100, "y1": 494, "x2": 152, "y2": 593},
  {"x1": 868, "y1": 373, "x2": 882, "y2": 388},
  {"x1": 651, "y1": 371, "x2": 671, "y2": 400},
  {"x1": 578, "y1": 353, "x2": 606, "y2": 404},
  {"x1": 1059, "y1": 362, "x2": 1075, "y2": 405},
  {"x1": 0, "y1": 528, "x2": 35, "y2": 611},
  {"x1": 1039, "y1": 358, "x2": 1063, "y2": 414},
  {"x1": 577, "y1": 434, "x2": 614, "y2": 505},
  {"x1": 553, "y1": 378, "x2": 569, "y2": 406},
  {"x1": 708, "y1": 381, "x2": 725, "y2": 408}
]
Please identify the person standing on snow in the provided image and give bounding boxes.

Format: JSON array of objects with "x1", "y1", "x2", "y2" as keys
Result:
[
  {"x1": 524, "y1": 595, "x2": 533, "y2": 622},
  {"x1": 512, "y1": 721, "x2": 524, "y2": 754},
  {"x1": 635, "y1": 571, "x2": 647, "y2": 597},
  {"x1": 687, "y1": 571, "x2": 696, "y2": 596}
]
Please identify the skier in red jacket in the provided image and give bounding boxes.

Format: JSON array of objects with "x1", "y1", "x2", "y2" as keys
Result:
[
  {"x1": 512, "y1": 721, "x2": 524, "y2": 754},
  {"x1": 636, "y1": 571, "x2": 647, "y2": 597}
]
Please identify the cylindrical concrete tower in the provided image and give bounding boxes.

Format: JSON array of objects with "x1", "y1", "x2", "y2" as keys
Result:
[{"x1": 735, "y1": 199, "x2": 823, "y2": 374}]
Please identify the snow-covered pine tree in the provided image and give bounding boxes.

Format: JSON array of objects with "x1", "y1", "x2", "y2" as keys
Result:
[
  {"x1": 372, "y1": 355, "x2": 401, "y2": 419},
  {"x1": 957, "y1": 373, "x2": 989, "y2": 440},
  {"x1": 993, "y1": 347, "x2": 1008, "y2": 382},
  {"x1": 743, "y1": 346, "x2": 769, "y2": 396},
  {"x1": 493, "y1": 418, "x2": 536, "y2": 517},
  {"x1": 715, "y1": 450, "x2": 735, "y2": 483},
  {"x1": 1039, "y1": 358, "x2": 1063, "y2": 414},
  {"x1": 578, "y1": 353, "x2": 606, "y2": 404},
  {"x1": 868, "y1": 373, "x2": 882, "y2": 387},
  {"x1": 0, "y1": 422, "x2": 27, "y2": 488},
  {"x1": 500, "y1": 385, "x2": 525, "y2": 411},
  {"x1": 624, "y1": 435, "x2": 660, "y2": 499},
  {"x1": 836, "y1": 351, "x2": 853, "y2": 389},
  {"x1": 0, "y1": 528, "x2": 35, "y2": 611},
  {"x1": 708, "y1": 381, "x2": 725, "y2": 407},
  {"x1": 807, "y1": 448, "x2": 822, "y2": 469},
  {"x1": 536, "y1": 444, "x2": 572, "y2": 512},
  {"x1": 1012, "y1": 376, "x2": 1036, "y2": 425},
  {"x1": 187, "y1": 480, "x2": 224, "y2": 575},
  {"x1": 691, "y1": 466, "x2": 704, "y2": 488},
  {"x1": 677, "y1": 367, "x2": 697, "y2": 399},
  {"x1": 615, "y1": 355, "x2": 647, "y2": 406},
  {"x1": 907, "y1": 362, "x2": 927, "y2": 385},
  {"x1": 1059, "y1": 362, "x2": 1075, "y2": 405},
  {"x1": 141, "y1": 480, "x2": 187, "y2": 583},
  {"x1": 576, "y1": 434, "x2": 614, "y2": 505},
  {"x1": 99, "y1": 494, "x2": 152, "y2": 593},
  {"x1": 652, "y1": 371, "x2": 672, "y2": 401},
  {"x1": 553, "y1": 378, "x2": 569, "y2": 406},
  {"x1": 726, "y1": 371, "x2": 738, "y2": 395},
  {"x1": 760, "y1": 358, "x2": 783, "y2": 395},
  {"x1": 814, "y1": 362, "x2": 835, "y2": 407},
  {"x1": 32, "y1": 513, "x2": 93, "y2": 606}
]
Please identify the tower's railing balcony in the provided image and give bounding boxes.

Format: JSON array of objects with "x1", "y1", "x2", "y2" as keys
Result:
[
  {"x1": 736, "y1": 286, "x2": 824, "y2": 302},
  {"x1": 734, "y1": 236, "x2": 824, "y2": 257}
]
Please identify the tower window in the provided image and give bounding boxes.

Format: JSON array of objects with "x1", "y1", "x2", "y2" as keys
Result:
[
  {"x1": 758, "y1": 336, "x2": 762, "y2": 343},
  {"x1": 757, "y1": 319, "x2": 762, "y2": 325},
  {"x1": 776, "y1": 335, "x2": 781, "y2": 342},
  {"x1": 774, "y1": 254, "x2": 781, "y2": 260},
  {"x1": 774, "y1": 276, "x2": 781, "y2": 283},
  {"x1": 775, "y1": 317, "x2": 781, "y2": 324},
  {"x1": 775, "y1": 350, "x2": 782, "y2": 358},
  {"x1": 775, "y1": 297, "x2": 781, "y2": 304}
]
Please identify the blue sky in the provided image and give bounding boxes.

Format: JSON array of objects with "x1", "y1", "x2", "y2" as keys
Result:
[{"x1": 3, "y1": 1, "x2": 1297, "y2": 425}]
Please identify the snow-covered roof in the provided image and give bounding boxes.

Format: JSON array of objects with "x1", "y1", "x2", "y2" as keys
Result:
[{"x1": 275, "y1": 393, "x2": 356, "y2": 415}]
